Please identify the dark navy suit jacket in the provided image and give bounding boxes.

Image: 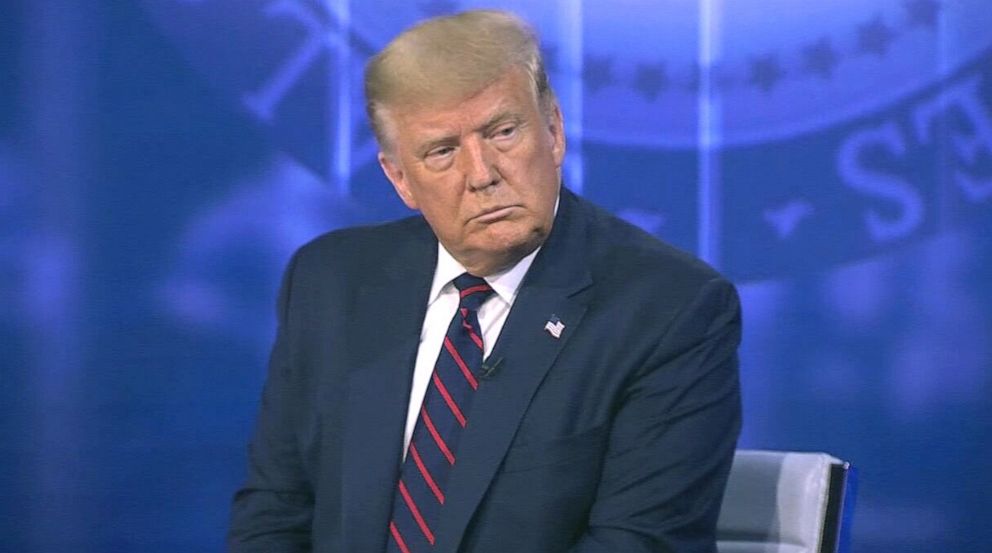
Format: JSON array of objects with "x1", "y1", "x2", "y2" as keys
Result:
[{"x1": 229, "y1": 188, "x2": 742, "y2": 553}]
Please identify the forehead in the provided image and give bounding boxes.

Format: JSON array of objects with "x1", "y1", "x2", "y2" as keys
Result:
[{"x1": 384, "y1": 69, "x2": 540, "y2": 145}]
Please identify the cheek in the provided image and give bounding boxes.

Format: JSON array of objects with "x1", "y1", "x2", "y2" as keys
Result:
[
  {"x1": 420, "y1": 188, "x2": 467, "y2": 233},
  {"x1": 520, "y1": 157, "x2": 560, "y2": 205}
]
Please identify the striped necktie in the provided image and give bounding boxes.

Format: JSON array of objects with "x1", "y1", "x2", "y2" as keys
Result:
[{"x1": 386, "y1": 273, "x2": 494, "y2": 553}]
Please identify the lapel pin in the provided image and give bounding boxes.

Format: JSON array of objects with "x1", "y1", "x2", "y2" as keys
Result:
[{"x1": 544, "y1": 314, "x2": 565, "y2": 339}]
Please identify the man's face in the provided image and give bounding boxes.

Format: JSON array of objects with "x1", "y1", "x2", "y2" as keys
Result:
[{"x1": 378, "y1": 68, "x2": 565, "y2": 276}]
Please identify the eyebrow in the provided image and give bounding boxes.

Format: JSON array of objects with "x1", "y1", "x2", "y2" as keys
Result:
[
  {"x1": 414, "y1": 109, "x2": 524, "y2": 157},
  {"x1": 478, "y1": 109, "x2": 523, "y2": 133},
  {"x1": 416, "y1": 135, "x2": 458, "y2": 157}
]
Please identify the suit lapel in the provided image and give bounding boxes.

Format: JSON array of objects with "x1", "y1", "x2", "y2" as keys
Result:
[
  {"x1": 341, "y1": 220, "x2": 437, "y2": 553},
  {"x1": 434, "y1": 189, "x2": 594, "y2": 553}
]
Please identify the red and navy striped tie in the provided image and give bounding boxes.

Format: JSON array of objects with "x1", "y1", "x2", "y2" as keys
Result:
[{"x1": 386, "y1": 273, "x2": 494, "y2": 553}]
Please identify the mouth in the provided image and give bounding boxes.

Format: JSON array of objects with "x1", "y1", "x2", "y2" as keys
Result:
[{"x1": 473, "y1": 205, "x2": 519, "y2": 224}]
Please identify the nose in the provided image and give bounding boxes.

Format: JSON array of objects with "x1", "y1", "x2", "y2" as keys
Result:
[{"x1": 460, "y1": 136, "x2": 499, "y2": 190}]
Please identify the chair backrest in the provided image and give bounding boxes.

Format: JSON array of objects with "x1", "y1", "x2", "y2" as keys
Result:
[{"x1": 717, "y1": 450, "x2": 856, "y2": 553}]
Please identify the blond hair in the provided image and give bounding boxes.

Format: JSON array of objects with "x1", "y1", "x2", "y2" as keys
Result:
[{"x1": 364, "y1": 10, "x2": 556, "y2": 149}]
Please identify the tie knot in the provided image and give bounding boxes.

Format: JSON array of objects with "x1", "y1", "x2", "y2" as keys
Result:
[{"x1": 453, "y1": 273, "x2": 493, "y2": 311}]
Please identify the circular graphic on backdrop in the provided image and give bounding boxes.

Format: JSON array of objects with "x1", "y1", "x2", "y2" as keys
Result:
[{"x1": 142, "y1": 0, "x2": 992, "y2": 284}]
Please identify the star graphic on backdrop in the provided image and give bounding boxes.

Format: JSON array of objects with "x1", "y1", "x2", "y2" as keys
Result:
[
  {"x1": 583, "y1": 55, "x2": 614, "y2": 93},
  {"x1": 541, "y1": 44, "x2": 559, "y2": 74},
  {"x1": 905, "y1": 0, "x2": 941, "y2": 29},
  {"x1": 633, "y1": 63, "x2": 669, "y2": 101},
  {"x1": 857, "y1": 16, "x2": 896, "y2": 56},
  {"x1": 802, "y1": 37, "x2": 839, "y2": 79},
  {"x1": 419, "y1": 0, "x2": 458, "y2": 16},
  {"x1": 748, "y1": 54, "x2": 784, "y2": 92},
  {"x1": 764, "y1": 199, "x2": 814, "y2": 239}
]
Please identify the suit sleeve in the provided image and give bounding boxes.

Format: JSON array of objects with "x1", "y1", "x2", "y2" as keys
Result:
[
  {"x1": 568, "y1": 277, "x2": 742, "y2": 553},
  {"x1": 228, "y1": 251, "x2": 314, "y2": 553}
]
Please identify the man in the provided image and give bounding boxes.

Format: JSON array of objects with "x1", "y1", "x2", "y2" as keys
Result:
[{"x1": 229, "y1": 9, "x2": 741, "y2": 553}]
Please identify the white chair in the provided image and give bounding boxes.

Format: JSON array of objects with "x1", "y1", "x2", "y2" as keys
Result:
[{"x1": 717, "y1": 450, "x2": 856, "y2": 553}]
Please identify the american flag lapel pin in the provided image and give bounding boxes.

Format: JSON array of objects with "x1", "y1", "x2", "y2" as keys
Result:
[{"x1": 544, "y1": 314, "x2": 565, "y2": 339}]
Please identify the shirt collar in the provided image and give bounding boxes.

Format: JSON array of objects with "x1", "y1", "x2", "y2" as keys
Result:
[{"x1": 427, "y1": 242, "x2": 541, "y2": 307}]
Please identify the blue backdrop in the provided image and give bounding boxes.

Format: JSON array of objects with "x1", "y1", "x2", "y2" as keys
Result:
[{"x1": 2, "y1": 1, "x2": 990, "y2": 551}]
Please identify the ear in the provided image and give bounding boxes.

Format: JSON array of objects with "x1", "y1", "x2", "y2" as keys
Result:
[
  {"x1": 546, "y1": 103, "x2": 566, "y2": 168},
  {"x1": 378, "y1": 151, "x2": 419, "y2": 210}
]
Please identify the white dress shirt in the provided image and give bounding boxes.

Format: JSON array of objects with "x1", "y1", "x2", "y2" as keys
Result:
[{"x1": 401, "y1": 243, "x2": 541, "y2": 452}]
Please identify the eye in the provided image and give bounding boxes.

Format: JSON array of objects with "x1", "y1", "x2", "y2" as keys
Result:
[
  {"x1": 426, "y1": 145, "x2": 455, "y2": 159},
  {"x1": 424, "y1": 146, "x2": 455, "y2": 165},
  {"x1": 423, "y1": 145, "x2": 456, "y2": 170},
  {"x1": 492, "y1": 124, "x2": 518, "y2": 139}
]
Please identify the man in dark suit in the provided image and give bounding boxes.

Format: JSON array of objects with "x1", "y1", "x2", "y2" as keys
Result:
[{"x1": 229, "y1": 9, "x2": 741, "y2": 553}]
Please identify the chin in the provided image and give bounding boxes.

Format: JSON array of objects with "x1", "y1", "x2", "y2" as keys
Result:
[
  {"x1": 457, "y1": 220, "x2": 550, "y2": 270},
  {"x1": 489, "y1": 226, "x2": 547, "y2": 258}
]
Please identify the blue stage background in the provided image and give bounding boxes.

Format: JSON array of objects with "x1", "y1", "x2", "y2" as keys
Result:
[{"x1": 1, "y1": 1, "x2": 990, "y2": 551}]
